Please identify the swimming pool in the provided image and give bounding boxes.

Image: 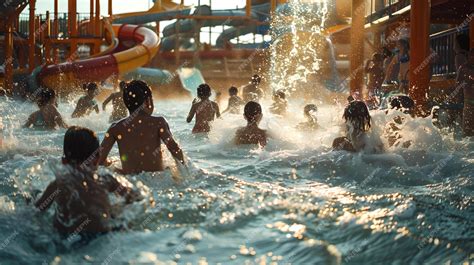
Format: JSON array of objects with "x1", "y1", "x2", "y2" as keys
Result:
[{"x1": 0, "y1": 96, "x2": 472, "y2": 264}]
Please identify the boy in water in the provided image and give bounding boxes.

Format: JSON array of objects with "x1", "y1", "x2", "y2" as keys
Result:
[
  {"x1": 332, "y1": 101, "x2": 383, "y2": 152},
  {"x1": 234, "y1": 101, "x2": 267, "y2": 146},
  {"x1": 24, "y1": 88, "x2": 68, "y2": 129},
  {"x1": 458, "y1": 49, "x2": 474, "y2": 136},
  {"x1": 296, "y1": 104, "x2": 319, "y2": 131},
  {"x1": 35, "y1": 126, "x2": 140, "y2": 237},
  {"x1": 99, "y1": 80, "x2": 185, "y2": 174},
  {"x1": 186, "y1": 84, "x2": 221, "y2": 133},
  {"x1": 242, "y1": 74, "x2": 264, "y2": 103},
  {"x1": 222, "y1": 86, "x2": 244, "y2": 114},
  {"x1": 365, "y1": 53, "x2": 385, "y2": 97},
  {"x1": 72, "y1": 83, "x2": 100, "y2": 118},
  {"x1": 269, "y1": 90, "x2": 288, "y2": 115},
  {"x1": 102, "y1": 81, "x2": 128, "y2": 122}
]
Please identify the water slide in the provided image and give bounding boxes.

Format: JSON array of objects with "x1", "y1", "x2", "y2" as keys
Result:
[
  {"x1": 28, "y1": 1, "x2": 193, "y2": 92},
  {"x1": 161, "y1": 2, "x2": 271, "y2": 51},
  {"x1": 32, "y1": 24, "x2": 160, "y2": 91}
]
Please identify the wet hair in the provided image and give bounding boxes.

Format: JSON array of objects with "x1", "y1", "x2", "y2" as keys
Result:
[
  {"x1": 372, "y1": 53, "x2": 384, "y2": 62},
  {"x1": 343, "y1": 101, "x2": 371, "y2": 132},
  {"x1": 229, "y1": 86, "x2": 238, "y2": 95},
  {"x1": 63, "y1": 126, "x2": 99, "y2": 165},
  {"x1": 244, "y1": 101, "x2": 262, "y2": 123},
  {"x1": 389, "y1": 95, "x2": 414, "y2": 113},
  {"x1": 456, "y1": 34, "x2": 470, "y2": 51},
  {"x1": 123, "y1": 80, "x2": 152, "y2": 112},
  {"x1": 304, "y1": 104, "x2": 317, "y2": 116},
  {"x1": 84, "y1": 82, "x2": 98, "y2": 93},
  {"x1": 36, "y1": 88, "x2": 56, "y2": 107},
  {"x1": 197, "y1": 84, "x2": 211, "y2": 99},
  {"x1": 119, "y1": 81, "x2": 127, "y2": 91},
  {"x1": 274, "y1": 90, "x2": 286, "y2": 99},
  {"x1": 251, "y1": 74, "x2": 261, "y2": 84},
  {"x1": 347, "y1": 95, "x2": 355, "y2": 103}
]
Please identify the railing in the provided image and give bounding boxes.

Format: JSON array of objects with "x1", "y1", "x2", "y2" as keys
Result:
[
  {"x1": 430, "y1": 27, "x2": 469, "y2": 76},
  {"x1": 17, "y1": 13, "x2": 98, "y2": 39},
  {"x1": 366, "y1": 0, "x2": 409, "y2": 24}
]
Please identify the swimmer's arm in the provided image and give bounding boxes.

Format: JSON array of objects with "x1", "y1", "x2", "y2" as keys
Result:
[
  {"x1": 94, "y1": 104, "x2": 100, "y2": 114},
  {"x1": 214, "y1": 102, "x2": 221, "y2": 118},
  {"x1": 98, "y1": 127, "x2": 116, "y2": 165},
  {"x1": 160, "y1": 119, "x2": 185, "y2": 164},
  {"x1": 186, "y1": 104, "x2": 196, "y2": 123},
  {"x1": 52, "y1": 108, "x2": 68, "y2": 128},
  {"x1": 384, "y1": 56, "x2": 396, "y2": 81},
  {"x1": 34, "y1": 181, "x2": 58, "y2": 211},
  {"x1": 102, "y1": 95, "x2": 113, "y2": 110}
]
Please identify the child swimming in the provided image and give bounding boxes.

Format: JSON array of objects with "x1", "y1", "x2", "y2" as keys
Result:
[
  {"x1": 99, "y1": 80, "x2": 185, "y2": 174},
  {"x1": 242, "y1": 74, "x2": 264, "y2": 103},
  {"x1": 222, "y1": 86, "x2": 244, "y2": 114},
  {"x1": 269, "y1": 90, "x2": 288, "y2": 115},
  {"x1": 71, "y1": 83, "x2": 100, "y2": 118},
  {"x1": 35, "y1": 126, "x2": 140, "y2": 237},
  {"x1": 384, "y1": 95, "x2": 414, "y2": 148},
  {"x1": 332, "y1": 100, "x2": 383, "y2": 152},
  {"x1": 24, "y1": 88, "x2": 68, "y2": 129},
  {"x1": 365, "y1": 53, "x2": 385, "y2": 97},
  {"x1": 234, "y1": 101, "x2": 267, "y2": 146},
  {"x1": 458, "y1": 49, "x2": 474, "y2": 136},
  {"x1": 296, "y1": 104, "x2": 319, "y2": 130},
  {"x1": 102, "y1": 81, "x2": 128, "y2": 122},
  {"x1": 186, "y1": 84, "x2": 221, "y2": 133}
]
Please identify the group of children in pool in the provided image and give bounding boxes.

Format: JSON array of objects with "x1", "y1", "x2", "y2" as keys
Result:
[{"x1": 27, "y1": 75, "x2": 417, "y2": 241}]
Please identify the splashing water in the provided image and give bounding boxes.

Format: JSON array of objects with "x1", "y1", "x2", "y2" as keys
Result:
[
  {"x1": 270, "y1": 0, "x2": 340, "y2": 99},
  {"x1": 0, "y1": 94, "x2": 472, "y2": 264}
]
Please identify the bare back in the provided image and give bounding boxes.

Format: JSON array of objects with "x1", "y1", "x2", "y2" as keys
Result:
[
  {"x1": 187, "y1": 99, "x2": 220, "y2": 133},
  {"x1": 100, "y1": 113, "x2": 183, "y2": 174},
  {"x1": 234, "y1": 125, "x2": 267, "y2": 146}
]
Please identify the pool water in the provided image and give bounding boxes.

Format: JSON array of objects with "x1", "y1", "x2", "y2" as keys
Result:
[{"x1": 0, "y1": 96, "x2": 472, "y2": 264}]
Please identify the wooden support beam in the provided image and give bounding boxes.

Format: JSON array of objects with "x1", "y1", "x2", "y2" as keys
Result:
[
  {"x1": 68, "y1": 0, "x2": 78, "y2": 59},
  {"x1": 470, "y1": 18, "x2": 474, "y2": 50},
  {"x1": 408, "y1": 0, "x2": 431, "y2": 116},
  {"x1": 28, "y1": 0, "x2": 36, "y2": 73},
  {"x1": 108, "y1": 0, "x2": 113, "y2": 17},
  {"x1": 350, "y1": 0, "x2": 365, "y2": 96},
  {"x1": 246, "y1": 0, "x2": 252, "y2": 17}
]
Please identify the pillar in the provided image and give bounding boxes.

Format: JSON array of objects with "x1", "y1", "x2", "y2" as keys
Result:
[
  {"x1": 5, "y1": 16, "x2": 14, "y2": 94},
  {"x1": 94, "y1": 0, "x2": 101, "y2": 53},
  {"x1": 271, "y1": 0, "x2": 277, "y2": 13},
  {"x1": 108, "y1": 0, "x2": 113, "y2": 17},
  {"x1": 349, "y1": 0, "x2": 365, "y2": 96},
  {"x1": 246, "y1": 0, "x2": 251, "y2": 17},
  {"x1": 408, "y1": 0, "x2": 431, "y2": 116},
  {"x1": 68, "y1": 0, "x2": 78, "y2": 59},
  {"x1": 90, "y1": 0, "x2": 94, "y2": 35},
  {"x1": 28, "y1": 0, "x2": 36, "y2": 73}
]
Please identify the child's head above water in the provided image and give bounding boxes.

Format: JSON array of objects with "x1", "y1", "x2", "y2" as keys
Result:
[
  {"x1": 251, "y1": 74, "x2": 261, "y2": 85},
  {"x1": 63, "y1": 126, "x2": 99, "y2": 167},
  {"x1": 343, "y1": 100, "x2": 371, "y2": 133},
  {"x1": 123, "y1": 80, "x2": 153, "y2": 113},
  {"x1": 273, "y1": 90, "x2": 286, "y2": 100},
  {"x1": 119, "y1": 81, "x2": 127, "y2": 92},
  {"x1": 197, "y1": 84, "x2": 212, "y2": 99},
  {"x1": 244, "y1": 101, "x2": 262, "y2": 124},
  {"x1": 304, "y1": 104, "x2": 318, "y2": 118},
  {"x1": 229, "y1": 86, "x2": 238, "y2": 96},
  {"x1": 36, "y1": 88, "x2": 56, "y2": 108},
  {"x1": 389, "y1": 95, "x2": 415, "y2": 114},
  {"x1": 84, "y1": 82, "x2": 98, "y2": 97}
]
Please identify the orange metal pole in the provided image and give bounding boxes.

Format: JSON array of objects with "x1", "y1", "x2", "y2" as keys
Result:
[
  {"x1": 349, "y1": 0, "x2": 365, "y2": 96},
  {"x1": 54, "y1": 0, "x2": 59, "y2": 63},
  {"x1": 28, "y1": 0, "x2": 36, "y2": 73},
  {"x1": 5, "y1": 16, "x2": 14, "y2": 94},
  {"x1": 69, "y1": 0, "x2": 78, "y2": 59},
  {"x1": 94, "y1": 0, "x2": 101, "y2": 53},
  {"x1": 108, "y1": 0, "x2": 113, "y2": 17},
  {"x1": 271, "y1": 0, "x2": 277, "y2": 13},
  {"x1": 90, "y1": 0, "x2": 94, "y2": 35},
  {"x1": 44, "y1": 11, "x2": 51, "y2": 63},
  {"x1": 408, "y1": 0, "x2": 431, "y2": 116},
  {"x1": 246, "y1": 0, "x2": 251, "y2": 17}
]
